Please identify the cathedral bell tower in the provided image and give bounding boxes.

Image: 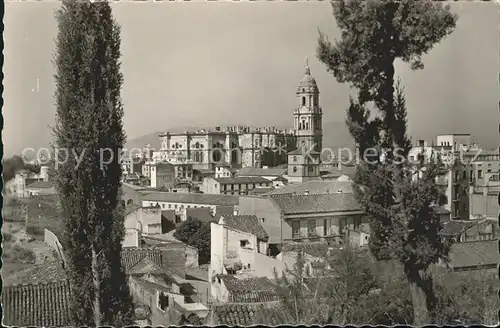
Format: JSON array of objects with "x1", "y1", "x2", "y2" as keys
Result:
[
  {"x1": 287, "y1": 59, "x2": 322, "y2": 184},
  {"x1": 293, "y1": 59, "x2": 323, "y2": 153}
]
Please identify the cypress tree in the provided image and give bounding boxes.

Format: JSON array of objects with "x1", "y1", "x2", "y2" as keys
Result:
[
  {"x1": 53, "y1": 0, "x2": 134, "y2": 325},
  {"x1": 317, "y1": 0, "x2": 457, "y2": 324}
]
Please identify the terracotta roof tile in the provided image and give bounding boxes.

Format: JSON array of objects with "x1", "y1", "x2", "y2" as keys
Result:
[
  {"x1": 440, "y1": 220, "x2": 477, "y2": 237},
  {"x1": 281, "y1": 241, "x2": 330, "y2": 258},
  {"x1": 211, "y1": 302, "x2": 285, "y2": 326},
  {"x1": 4, "y1": 261, "x2": 67, "y2": 286},
  {"x1": 221, "y1": 276, "x2": 279, "y2": 303},
  {"x1": 268, "y1": 180, "x2": 353, "y2": 196},
  {"x1": 237, "y1": 167, "x2": 287, "y2": 177},
  {"x1": 448, "y1": 240, "x2": 498, "y2": 269},
  {"x1": 222, "y1": 215, "x2": 268, "y2": 240},
  {"x1": 214, "y1": 176, "x2": 272, "y2": 185},
  {"x1": 2, "y1": 280, "x2": 72, "y2": 327},
  {"x1": 270, "y1": 193, "x2": 362, "y2": 214}
]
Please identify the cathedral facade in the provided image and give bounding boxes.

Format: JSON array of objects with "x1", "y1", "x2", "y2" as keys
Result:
[{"x1": 156, "y1": 63, "x2": 323, "y2": 170}]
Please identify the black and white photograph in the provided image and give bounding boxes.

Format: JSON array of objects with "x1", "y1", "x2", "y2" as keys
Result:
[{"x1": 2, "y1": 0, "x2": 500, "y2": 326}]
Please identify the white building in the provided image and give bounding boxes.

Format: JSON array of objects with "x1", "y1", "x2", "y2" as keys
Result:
[{"x1": 123, "y1": 205, "x2": 163, "y2": 248}]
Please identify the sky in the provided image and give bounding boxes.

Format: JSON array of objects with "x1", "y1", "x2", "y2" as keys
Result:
[{"x1": 3, "y1": 1, "x2": 499, "y2": 157}]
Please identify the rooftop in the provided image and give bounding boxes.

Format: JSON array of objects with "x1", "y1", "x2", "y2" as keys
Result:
[
  {"x1": 281, "y1": 241, "x2": 330, "y2": 258},
  {"x1": 237, "y1": 167, "x2": 287, "y2": 177},
  {"x1": 2, "y1": 280, "x2": 72, "y2": 327},
  {"x1": 221, "y1": 214, "x2": 269, "y2": 240},
  {"x1": 440, "y1": 220, "x2": 477, "y2": 237},
  {"x1": 3, "y1": 260, "x2": 67, "y2": 286},
  {"x1": 220, "y1": 276, "x2": 279, "y2": 303},
  {"x1": 26, "y1": 180, "x2": 54, "y2": 189},
  {"x1": 267, "y1": 179, "x2": 353, "y2": 196},
  {"x1": 214, "y1": 176, "x2": 272, "y2": 184},
  {"x1": 141, "y1": 191, "x2": 239, "y2": 206},
  {"x1": 210, "y1": 302, "x2": 285, "y2": 326},
  {"x1": 448, "y1": 240, "x2": 498, "y2": 269},
  {"x1": 270, "y1": 193, "x2": 362, "y2": 215}
]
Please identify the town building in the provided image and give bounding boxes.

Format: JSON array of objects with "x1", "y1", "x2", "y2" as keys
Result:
[
  {"x1": 202, "y1": 176, "x2": 272, "y2": 195},
  {"x1": 214, "y1": 162, "x2": 238, "y2": 178},
  {"x1": 6, "y1": 166, "x2": 50, "y2": 198},
  {"x1": 150, "y1": 162, "x2": 176, "y2": 190},
  {"x1": 269, "y1": 192, "x2": 367, "y2": 244},
  {"x1": 286, "y1": 148, "x2": 321, "y2": 183},
  {"x1": 155, "y1": 63, "x2": 324, "y2": 170},
  {"x1": 25, "y1": 180, "x2": 57, "y2": 196},
  {"x1": 123, "y1": 204, "x2": 163, "y2": 248},
  {"x1": 141, "y1": 191, "x2": 239, "y2": 217},
  {"x1": 440, "y1": 217, "x2": 498, "y2": 243}
]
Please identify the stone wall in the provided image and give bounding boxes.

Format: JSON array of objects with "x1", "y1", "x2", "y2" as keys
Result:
[{"x1": 44, "y1": 228, "x2": 66, "y2": 266}]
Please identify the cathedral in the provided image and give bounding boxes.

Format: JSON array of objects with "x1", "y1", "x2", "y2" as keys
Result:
[{"x1": 155, "y1": 62, "x2": 323, "y2": 171}]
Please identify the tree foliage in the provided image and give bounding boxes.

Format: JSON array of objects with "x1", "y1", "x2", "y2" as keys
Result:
[
  {"x1": 317, "y1": 0, "x2": 457, "y2": 325},
  {"x1": 3, "y1": 155, "x2": 41, "y2": 182},
  {"x1": 53, "y1": 0, "x2": 134, "y2": 325},
  {"x1": 174, "y1": 217, "x2": 211, "y2": 263}
]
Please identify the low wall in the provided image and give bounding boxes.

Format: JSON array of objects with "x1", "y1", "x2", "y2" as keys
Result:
[{"x1": 44, "y1": 228, "x2": 67, "y2": 266}]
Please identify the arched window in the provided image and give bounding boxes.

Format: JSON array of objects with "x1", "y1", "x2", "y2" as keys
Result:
[
  {"x1": 306, "y1": 122, "x2": 309, "y2": 129},
  {"x1": 302, "y1": 97, "x2": 306, "y2": 106},
  {"x1": 293, "y1": 156, "x2": 297, "y2": 162},
  {"x1": 293, "y1": 166, "x2": 298, "y2": 173},
  {"x1": 302, "y1": 120, "x2": 306, "y2": 129},
  {"x1": 298, "y1": 122, "x2": 302, "y2": 130}
]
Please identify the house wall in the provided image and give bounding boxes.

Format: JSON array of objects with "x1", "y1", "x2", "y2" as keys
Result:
[
  {"x1": 185, "y1": 245, "x2": 199, "y2": 268},
  {"x1": 142, "y1": 200, "x2": 218, "y2": 215},
  {"x1": 122, "y1": 184, "x2": 145, "y2": 205},
  {"x1": 470, "y1": 193, "x2": 499, "y2": 217},
  {"x1": 151, "y1": 164, "x2": 176, "y2": 190},
  {"x1": 238, "y1": 196, "x2": 282, "y2": 244},
  {"x1": 202, "y1": 177, "x2": 221, "y2": 194},
  {"x1": 123, "y1": 229, "x2": 141, "y2": 248},
  {"x1": 283, "y1": 214, "x2": 367, "y2": 241},
  {"x1": 26, "y1": 186, "x2": 57, "y2": 196}
]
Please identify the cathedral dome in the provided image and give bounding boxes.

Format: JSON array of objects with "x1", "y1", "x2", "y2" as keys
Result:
[{"x1": 297, "y1": 63, "x2": 318, "y2": 93}]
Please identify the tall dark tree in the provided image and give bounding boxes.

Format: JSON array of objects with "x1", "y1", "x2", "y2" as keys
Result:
[
  {"x1": 317, "y1": 0, "x2": 456, "y2": 325},
  {"x1": 53, "y1": 0, "x2": 134, "y2": 325}
]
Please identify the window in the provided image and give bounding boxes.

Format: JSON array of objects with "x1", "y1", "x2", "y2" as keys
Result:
[
  {"x1": 293, "y1": 156, "x2": 297, "y2": 162},
  {"x1": 308, "y1": 166, "x2": 314, "y2": 173},
  {"x1": 292, "y1": 221, "x2": 300, "y2": 238},
  {"x1": 478, "y1": 170, "x2": 483, "y2": 179},
  {"x1": 323, "y1": 219, "x2": 328, "y2": 236},
  {"x1": 168, "y1": 204, "x2": 172, "y2": 209},
  {"x1": 302, "y1": 97, "x2": 306, "y2": 106},
  {"x1": 308, "y1": 220, "x2": 316, "y2": 236},
  {"x1": 162, "y1": 204, "x2": 165, "y2": 209},
  {"x1": 293, "y1": 166, "x2": 297, "y2": 173},
  {"x1": 240, "y1": 240, "x2": 250, "y2": 247}
]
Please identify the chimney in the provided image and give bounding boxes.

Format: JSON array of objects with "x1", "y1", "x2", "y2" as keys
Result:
[{"x1": 304, "y1": 190, "x2": 309, "y2": 195}]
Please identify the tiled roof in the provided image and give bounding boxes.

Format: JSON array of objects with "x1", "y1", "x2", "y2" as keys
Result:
[
  {"x1": 130, "y1": 276, "x2": 172, "y2": 294},
  {"x1": 214, "y1": 176, "x2": 272, "y2": 184},
  {"x1": 211, "y1": 302, "x2": 285, "y2": 326},
  {"x1": 222, "y1": 215, "x2": 269, "y2": 240},
  {"x1": 125, "y1": 204, "x2": 142, "y2": 216},
  {"x1": 440, "y1": 220, "x2": 477, "y2": 237},
  {"x1": 121, "y1": 247, "x2": 163, "y2": 272},
  {"x1": 127, "y1": 256, "x2": 167, "y2": 276},
  {"x1": 281, "y1": 241, "x2": 330, "y2": 258},
  {"x1": 4, "y1": 261, "x2": 67, "y2": 286},
  {"x1": 237, "y1": 167, "x2": 287, "y2": 177},
  {"x1": 448, "y1": 240, "x2": 498, "y2": 269},
  {"x1": 268, "y1": 180, "x2": 353, "y2": 196},
  {"x1": 2, "y1": 280, "x2": 72, "y2": 327},
  {"x1": 221, "y1": 276, "x2": 279, "y2": 303},
  {"x1": 270, "y1": 193, "x2": 362, "y2": 215},
  {"x1": 142, "y1": 191, "x2": 239, "y2": 206},
  {"x1": 26, "y1": 180, "x2": 54, "y2": 189}
]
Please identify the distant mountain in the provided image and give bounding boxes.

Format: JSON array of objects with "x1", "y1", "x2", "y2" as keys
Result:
[{"x1": 124, "y1": 121, "x2": 354, "y2": 153}]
